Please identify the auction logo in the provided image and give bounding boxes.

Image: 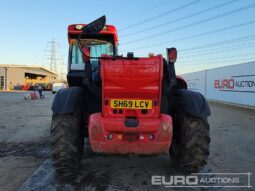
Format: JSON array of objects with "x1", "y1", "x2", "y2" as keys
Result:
[
  {"x1": 151, "y1": 173, "x2": 253, "y2": 188},
  {"x1": 214, "y1": 79, "x2": 235, "y2": 89},
  {"x1": 214, "y1": 74, "x2": 255, "y2": 93}
]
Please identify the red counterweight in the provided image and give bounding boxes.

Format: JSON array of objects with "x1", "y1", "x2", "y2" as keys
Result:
[{"x1": 88, "y1": 55, "x2": 173, "y2": 154}]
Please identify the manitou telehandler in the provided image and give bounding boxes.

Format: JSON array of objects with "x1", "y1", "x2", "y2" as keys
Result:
[{"x1": 51, "y1": 16, "x2": 211, "y2": 181}]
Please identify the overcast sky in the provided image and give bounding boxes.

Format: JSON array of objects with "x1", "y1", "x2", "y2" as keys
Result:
[{"x1": 1, "y1": 0, "x2": 255, "y2": 74}]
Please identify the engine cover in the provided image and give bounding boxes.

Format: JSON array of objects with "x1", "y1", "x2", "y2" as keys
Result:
[{"x1": 100, "y1": 55, "x2": 164, "y2": 119}]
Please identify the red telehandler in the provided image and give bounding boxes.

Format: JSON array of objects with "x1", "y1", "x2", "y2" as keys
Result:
[{"x1": 51, "y1": 16, "x2": 211, "y2": 181}]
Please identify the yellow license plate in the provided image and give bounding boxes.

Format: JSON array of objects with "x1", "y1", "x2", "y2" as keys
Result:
[{"x1": 110, "y1": 99, "x2": 153, "y2": 109}]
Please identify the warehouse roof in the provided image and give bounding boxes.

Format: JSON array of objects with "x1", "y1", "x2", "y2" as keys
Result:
[{"x1": 0, "y1": 64, "x2": 57, "y2": 76}]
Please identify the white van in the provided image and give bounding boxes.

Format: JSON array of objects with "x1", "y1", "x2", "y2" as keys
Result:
[{"x1": 52, "y1": 83, "x2": 67, "y2": 94}]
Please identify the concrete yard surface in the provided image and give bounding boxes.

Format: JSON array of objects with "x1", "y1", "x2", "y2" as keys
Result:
[
  {"x1": 0, "y1": 156, "x2": 43, "y2": 191},
  {"x1": 0, "y1": 92, "x2": 254, "y2": 191}
]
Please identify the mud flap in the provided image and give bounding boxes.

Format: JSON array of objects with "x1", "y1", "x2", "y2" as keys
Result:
[
  {"x1": 174, "y1": 89, "x2": 211, "y2": 119},
  {"x1": 51, "y1": 87, "x2": 86, "y2": 114}
]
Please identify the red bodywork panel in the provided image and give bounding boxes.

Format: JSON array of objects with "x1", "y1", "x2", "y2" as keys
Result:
[
  {"x1": 68, "y1": 24, "x2": 118, "y2": 45},
  {"x1": 89, "y1": 113, "x2": 172, "y2": 154},
  {"x1": 89, "y1": 55, "x2": 173, "y2": 154},
  {"x1": 101, "y1": 55, "x2": 163, "y2": 119}
]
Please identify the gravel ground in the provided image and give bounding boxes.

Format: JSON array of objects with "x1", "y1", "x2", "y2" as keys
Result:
[
  {"x1": 0, "y1": 92, "x2": 254, "y2": 191},
  {"x1": 0, "y1": 92, "x2": 52, "y2": 191}
]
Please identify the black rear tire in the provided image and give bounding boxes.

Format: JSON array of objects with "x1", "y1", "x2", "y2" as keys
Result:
[
  {"x1": 50, "y1": 110, "x2": 84, "y2": 181},
  {"x1": 170, "y1": 109, "x2": 210, "y2": 173}
]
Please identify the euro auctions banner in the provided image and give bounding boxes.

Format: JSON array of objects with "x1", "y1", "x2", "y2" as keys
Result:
[
  {"x1": 213, "y1": 75, "x2": 255, "y2": 93},
  {"x1": 206, "y1": 62, "x2": 255, "y2": 107},
  {"x1": 181, "y1": 61, "x2": 255, "y2": 107}
]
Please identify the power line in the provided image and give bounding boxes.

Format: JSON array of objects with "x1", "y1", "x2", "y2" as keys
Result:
[
  {"x1": 177, "y1": 60, "x2": 255, "y2": 76},
  {"x1": 32, "y1": 54, "x2": 46, "y2": 66},
  {"x1": 178, "y1": 53, "x2": 255, "y2": 65},
  {"x1": 119, "y1": 0, "x2": 202, "y2": 31},
  {"x1": 121, "y1": 0, "x2": 238, "y2": 37},
  {"x1": 177, "y1": 56, "x2": 255, "y2": 75},
  {"x1": 122, "y1": 3, "x2": 255, "y2": 45},
  {"x1": 120, "y1": 20, "x2": 255, "y2": 52},
  {"x1": 142, "y1": 0, "x2": 172, "y2": 11},
  {"x1": 27, "y1": 52, "x2": 43, "y2": 65},
  {"x1": 180, "y1": 43, "x2": 255, "y2": 58},
  {"x1": 179, "y1": 34, "x2": 255, "y2": 52},
  {"x1": 173, "y1": 41, "x2": 255, "y2": 65},
  {"x1": 26, "y1": 43, "x2": 49, "y2": 65},
  {"x1": 116, "y1": 0, "x2": 172, "y2": 23},
  {"x1": 177, "y1": 57, "x2": 255, "y2": 68}
]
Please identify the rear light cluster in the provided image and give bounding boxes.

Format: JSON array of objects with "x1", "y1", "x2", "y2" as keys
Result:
[
  {"x1": 148, "y1": 134, "x2": 155, "y2": 140},
  {"x1": 107, "y1": 133, "x2": 155, "y2": 141},
  {"x1": 112, "y1": 109, "x2": 148, "y2": 115},
  {"x1": 107, "y1": 134, "x2": 114, "y2": 140},
  {"x1": 113, "y1": 109, "x2": 123, "y2": 114}
]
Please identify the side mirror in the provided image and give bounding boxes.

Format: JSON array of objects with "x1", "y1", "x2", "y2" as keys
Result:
[{"x1": 166, "y1": 48, "x2": 177, "y2": 64}]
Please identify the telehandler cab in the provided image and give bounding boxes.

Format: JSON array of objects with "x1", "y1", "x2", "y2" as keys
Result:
[{"x1": 51, "y1": 16, "x2": 211, "y2": 181}]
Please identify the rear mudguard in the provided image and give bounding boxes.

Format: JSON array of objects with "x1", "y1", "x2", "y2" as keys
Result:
[
  {"x1": 51, "y1": 87, "x2": 86, "y2": 114},
  {"x1": 174, "y1": 89, "x2": 211, "y2": 119}
]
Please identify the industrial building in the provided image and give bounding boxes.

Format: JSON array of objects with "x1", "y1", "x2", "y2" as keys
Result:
[{"x1": 0, "y1": 65, "x2": 58, "y2": 90}]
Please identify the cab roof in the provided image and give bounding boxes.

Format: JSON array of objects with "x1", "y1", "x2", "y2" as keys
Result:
[{"x1": 68, "y1": 24, "x2": 118, "y2": 44}]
